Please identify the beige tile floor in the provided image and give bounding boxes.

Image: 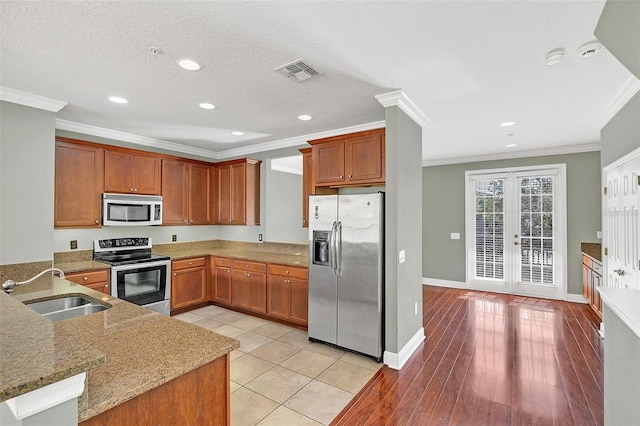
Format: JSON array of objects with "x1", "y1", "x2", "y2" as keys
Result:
[{"x1": 174, "y1": 305, "x2": 381, "y2": 426}]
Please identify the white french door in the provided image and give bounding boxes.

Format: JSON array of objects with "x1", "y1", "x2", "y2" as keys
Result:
[
  {"x1": 604, "y1": 151, "x2": 640, "y2": 291},
  {"x1": 465, "y1": 165, "x2": 567, "y2": 299}
]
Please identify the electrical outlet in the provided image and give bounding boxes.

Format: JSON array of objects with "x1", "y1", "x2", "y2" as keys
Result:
[
  {"x1": 172, "y1": 234, "x2": 177, "y2": 242},
  {"x1": 70, "y1": 240, "x2": 78, "y2": 250},
  {"x1": 258, "y1": 234, "x2": 263, "y2": 242}
]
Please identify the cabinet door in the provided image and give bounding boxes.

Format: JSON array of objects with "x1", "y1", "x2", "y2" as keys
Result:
[
  {"x1": 55, "y1": 142, "x2": 104, "y2": 228},
  {"x1": 232, "y1": 270, "x2": 251, "y2": 309},
  {"x1": 289, "y1": 278, "x2": 308, "y2": 325},
  {"x1": 345, "y1": 132, "x2": 384, "y2": 183},
  {"x1": 313, "y1": 140, "x2": 345, "y2": 184},
  {"x1": 104, "y1": 150, "x2": 132, "y2": 193},
  {"x1": 65, "y1": 269, "x2": 110, "y2": 295},
  {"x1": 582, "y1": 264, "x2": 590, "y2": 302},
  {"x1": 132, "y1": 155, "x2": 161, "y2": 195},
  {"x1": 171, "y1": 266, "x2": 206, "y2": 310},
  {"x1": 230, "y1": 163, "x2": 246, "y2": 224},
  {"x1": 162, "y1": 160, "x2": 189, "y2": 225},
  {"x1": 301, "y1": 148, "x2": 313, "y2": 227},
  {"x1": 267, "y1": 276, "x2": 290, "y2": 320},
  {"x1": 248, "y1": 273, "x2": 267, "y2": 313},
  {"x1": 189, "y1": 163, "x2": 211, "y2": 224},
  {"x1": 215, "y1": 165, "x2": 232, "y2": 224},
  {"x1": 593, "y1": 271, "x2": 602, "y2": 316},
  {"x1": 213, "y1": 266, "x2": 232, "y2": 305}
]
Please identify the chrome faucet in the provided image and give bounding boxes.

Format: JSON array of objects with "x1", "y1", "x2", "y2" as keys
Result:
[{"x1": 2, "y1": 268, "x2": 66, "y2": 295}]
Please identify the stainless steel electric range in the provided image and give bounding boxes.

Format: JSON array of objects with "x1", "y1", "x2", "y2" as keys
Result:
[{"x1": 93, "y1": 237, "x2": 171, "y2": 315}]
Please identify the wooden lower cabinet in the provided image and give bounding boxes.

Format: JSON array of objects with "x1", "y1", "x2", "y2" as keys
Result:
[
  {"x1": 65, "y1": 269, "x2": 110, "y2": 295},
  {"x1": 171, "y1": 257, "x2": 207, "y2": 311},
  {"x1": 211, "y1": 257, "x2": 232, "y2": 305},
  {"x1": 582, "y1": 254, "x2": 603, "y2": 319},
  {"x1": 267, "y1": 264, "x2": 308, "y2": 326},
  {"x1": 80, "y1": 354, "x2": 230, "y2": 426},
  {"x1": 231, "y1": 260, "x2": 267, "y2": 313}
]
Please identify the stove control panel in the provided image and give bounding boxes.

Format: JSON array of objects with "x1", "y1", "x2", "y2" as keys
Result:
[{"x1": 95, "y1": 237, "x2": 151, "y2": 252}]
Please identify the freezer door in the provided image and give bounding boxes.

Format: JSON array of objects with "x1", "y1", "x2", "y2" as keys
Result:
[
  {"x1": 336, "y1": 193, "x2": 384, "y2": 358},
  {"x1": 308, "y1": 195, "x2": 338, "y2": 344}
]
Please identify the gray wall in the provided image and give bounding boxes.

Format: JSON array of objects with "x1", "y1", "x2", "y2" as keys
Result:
[
  {"x1": 385, "y1": 105, "x2": 424, "y2": 354},
  {"x1": 422, "y1": 151, "x2": 602, "y2": 296},
  {"x1": 0, "y1": 101, "x2": 55, "y2": 264},
  {"x1": 266, "y1": 165, "x2": 307, "y2": 243},
  {"x1": 595, "y1": 0, "x2": 640, "y2": 80},
  {"x1": 600, "y1": 92, "x2": 640, "y2": 167}
]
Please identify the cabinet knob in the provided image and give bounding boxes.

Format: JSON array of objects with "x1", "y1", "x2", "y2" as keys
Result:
[
  {"x1": 348, "y1": 174, "x2": 352, "y2": 178},
  {"x1": 134, "y1": 188, "x2": 138, "y2": 192},
  {"x1": 173, "y1": 273, "x2": 177, "y2": 276},
  {"x1": 190, "y1": 219, "x2": 193, "y2": 223},
  {"x1": 104, "y1": 284, "x2": 108, "y2": 288},
  {"x1": 189, "y1": 262, "x2": 193, "y2": 265},
  {"x1": 285, "y1": 270, "x2": 289, "y2": 274},
  {"x1": 130, "y1": 188, "x2": 134, "y2": 192},
  {"x1": 95, "y1": 219, "x2": 99, "y2": 224},
  {"x1": 246, "y1": 273, "x2": 250, "y2": 277},
  {"x1": 83, "y1": 276, "x2": 88, "y2": 281},
  {"x1": 339, "y1": 175, "x2": 343, "y2": 180},
  {"x1": 184, "y1": 219, "x2": 188, "y2": 223}
]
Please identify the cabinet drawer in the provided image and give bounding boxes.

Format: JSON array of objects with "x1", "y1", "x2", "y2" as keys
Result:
[
  {"x1": 66, "y1": 269, "x2": 109, "y2": 285},
  {"x1": 582, "y1": 255, "x2": 592, "y2": 269},
  {"x1": 232, "y1": 260, "x2": 267, "y2": 274},
  {"x1": 592, "y1": 261, "x2": 603, "y2": 275},
  {"x1": 173, "y1": 257, "x2": 206, "y2": 270},
  {"x1": 213, "y1": 257, "x2": 231, "y2": 268},
  {"x1": 268, "y1": 264, "x2": 308, "y2": 280}
]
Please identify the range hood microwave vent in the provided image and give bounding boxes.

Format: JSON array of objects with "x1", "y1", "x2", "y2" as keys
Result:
[{"x1": 274, "y1": 59, "x2": 322, "y2": 82}]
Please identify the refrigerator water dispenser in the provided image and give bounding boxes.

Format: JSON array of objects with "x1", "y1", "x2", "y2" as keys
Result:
[{"x1": 312, "y1": 231, "x2": 330, "y2": 266}]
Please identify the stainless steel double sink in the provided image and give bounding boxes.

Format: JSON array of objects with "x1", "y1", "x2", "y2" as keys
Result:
[{"x1": 25, "y1": 295, "x2": 111, "y2": 322}]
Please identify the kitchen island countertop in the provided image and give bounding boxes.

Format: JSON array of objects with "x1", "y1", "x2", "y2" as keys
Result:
[{"x1": 1, "y1": 277, "x2": 239, "y2": 422}]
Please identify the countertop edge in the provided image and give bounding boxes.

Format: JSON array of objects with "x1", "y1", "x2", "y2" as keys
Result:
[{"x1": 597, "y1": 287, "x2": 640, "y2": 338}]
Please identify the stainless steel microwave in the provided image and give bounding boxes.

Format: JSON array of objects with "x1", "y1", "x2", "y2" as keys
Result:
[{"x1": 102, "y1": 193, "x2": 162, "y2": 226}]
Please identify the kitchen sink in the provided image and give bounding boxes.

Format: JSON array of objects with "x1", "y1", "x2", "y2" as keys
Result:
[{"x1": 25, "y1": 295, "x2": 110, "y2": 322}]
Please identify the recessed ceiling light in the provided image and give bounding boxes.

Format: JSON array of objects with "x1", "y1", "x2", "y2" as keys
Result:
[
  {"x1": 231, "y1": 131, "x2": 244, "y2": 136},
  {"x1": 544, "y1": 48, "x2": 565, "y2": 66},
  {"x1": 506, "y1": 143, "x2": 517, "y2": 148},
  {"x1": 298, "y1": 114, "x2": 313, "y2": 121},
  {"x1": 108, "y1": 96, "x2": 128, "y2": 104},
  {"x1": 177, "y1": 59, "x2": 201, "y2": 71},
  {"x1": 500, "y1": 121, "x2": 515, "y2": 127},
  {"x1": 199, "y1": 102, "x2": 216, "y2": 110}
]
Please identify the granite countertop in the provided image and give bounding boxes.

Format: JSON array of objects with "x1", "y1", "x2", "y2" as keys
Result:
[
  {"x1": 581, "y1": 242, "x2": 602, "y2": 262},
  {"x1": 1, "y1": 277, "x2": 239, "y2": 422},
  {"x1": 154, "y1": 247, "x2": 309, "y2": 268},
  {"x1": 55, "y1": 260, "x2": 110, "y2": 273}
]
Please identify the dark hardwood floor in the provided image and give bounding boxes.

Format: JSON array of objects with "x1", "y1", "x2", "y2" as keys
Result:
[{"x1": 332, "y1": 285, "x2": 604, "y2": 425}]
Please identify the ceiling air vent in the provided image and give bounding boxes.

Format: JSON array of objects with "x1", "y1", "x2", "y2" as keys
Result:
[{"x1": 274, "y1": 59, "x2": 322, "y2": 82}]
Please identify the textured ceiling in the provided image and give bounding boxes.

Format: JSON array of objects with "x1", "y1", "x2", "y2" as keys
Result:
[{"x1": 0, "y1": 1, "x2": 636, "y2": 163}]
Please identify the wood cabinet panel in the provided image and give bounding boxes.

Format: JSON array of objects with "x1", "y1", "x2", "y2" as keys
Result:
[
  {"x1": 80, "y1": 355, "x2": 229, "y2": 426},
  {"x1": 345, "y1": 132, "x2": 384, "y2": 182},
  {"x1": 213, "y1": 266, "x2": 232, "y2": 305},
  {"x1": 230, "y1": 163, "x2": 247, "y2": 224},
  {"x1": 66, "y1": 269, "x2": 110, "y2": 295},
  {"x1": 188, "y1": 163, "x2": 211, "y2": 224},
  {"x1": 233, "y1": 260, "x2": 267, "y2": 274},
  {"x1": 267, "y1": 264, "x2": 308, "y2": 326},
  {"x1": 300, "y1": 148, "x2": 313, "y2": 227},
  {"x1": 267, "y1": 276, "x2": 290, "y2": 321},
  {"x1": 313, "y1": 141, "x2": 345, "y2": 184},
  {"x1": 55, "y1": 141, "x2": 104, "y2": 228},
  {"x1": 162, "y1": 159, "x2": 190, "y2": 225},
  {"x1": 231, "y1": 266, "x2": 266, "y2": 314},
  {"x1": 104, "y1": 150, "x2": 160, "y2": 195},
  {"x1": 289, "y1": 278, "x2": 309, "y2": 325},
  {"x1": 582, "y1": 254, "x2": 602, "y2": 320},
  {"x1": 171, "y1": 258, "x2": 207, "y2": 310},
  {"x1": 215, "y1": 164, "x2": 232, "y2": 224},
  {"x1": 214, "y1": 159, "x2": 261, "y2": 225}
]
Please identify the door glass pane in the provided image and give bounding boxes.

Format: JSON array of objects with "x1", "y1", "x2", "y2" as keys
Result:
[
  {"x1": 519, "y1": 176, "x2": 554, "y2": 286},
  {"x1": 474, "y1": 179, "x2": 505, "y2": 280}
]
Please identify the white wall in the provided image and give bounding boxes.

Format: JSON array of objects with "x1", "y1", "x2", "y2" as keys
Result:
[{"x1": 0, "y1": 101, "x2": 55, "y2": 264}]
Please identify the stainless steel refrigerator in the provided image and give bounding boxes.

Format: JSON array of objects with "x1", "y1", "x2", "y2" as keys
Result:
[{"x1": 308, "y1": 192, "x2": 384, "y2": 361}]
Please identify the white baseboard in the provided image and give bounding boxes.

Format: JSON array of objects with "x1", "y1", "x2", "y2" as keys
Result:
[
  {"x1": 566, "y1": 293, "x2": 588, "y2": 304},
  {"x1": 384, "y1": 327, "x2": 425, "y2": 370},
  {"x1": 423, "y1": 277, "x2": 467, "y2": 289}
]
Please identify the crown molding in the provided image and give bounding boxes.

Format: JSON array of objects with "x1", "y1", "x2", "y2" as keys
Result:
[
  {"x1": 422, "y1": 142, "x2": 601, "y2": 167},
  {"x1": 375, "y1": 90, "x2": 429, "y2": 127},
  {"x1": 55, "y1": 119, "x2": 221, "y2": 160},
  {"x1": 0, "y1": 86, "x2": 67, "y2": 112},
  {"x1": 596, "y1": 75, "x2": 640, "y2": 129},
  {"x1": 215, "y1": 120, "x2": 386, "y2": 159}
]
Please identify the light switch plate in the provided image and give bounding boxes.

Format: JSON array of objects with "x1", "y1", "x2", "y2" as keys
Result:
[
  {"x1": 399, "y1": 250, "x2": 406, "y2": 263},
  {"x1": 596, "y1": 231, "x2": 602, "y2": 239},
  {"x1": 451, "y1": 233, "x2": 460, "y2": 240}
]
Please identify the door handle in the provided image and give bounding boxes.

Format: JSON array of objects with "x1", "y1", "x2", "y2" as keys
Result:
[
  {"x1": 514, "y1": 241, "x2": 519, "y2": 245},
  {"x1": 614, "y1": 268, "x2": 625, "y2": 276},
  {"x1": 336, "y1": 221, "x2": 342, "y2": 277},
  {"x1": 329, "y1": 221, "x2": 337, "y2": 276}
]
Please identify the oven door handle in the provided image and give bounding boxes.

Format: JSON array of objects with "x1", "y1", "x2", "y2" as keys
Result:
[{"x1": 110, "y1": 259, "x2": 171, "y2": 272}]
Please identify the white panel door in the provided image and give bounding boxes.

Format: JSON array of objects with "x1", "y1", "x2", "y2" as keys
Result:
[
  {"x1": 604, "y1": 155, "x2": 640, "y2": 290},
  {"x1": 466, "y1": 165, "x2": 566, "y2": 299}
]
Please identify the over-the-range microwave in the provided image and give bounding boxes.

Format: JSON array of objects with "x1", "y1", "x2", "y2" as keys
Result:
[{"x1": 102, "y1": 193, "x2": 162, "y2": 226}]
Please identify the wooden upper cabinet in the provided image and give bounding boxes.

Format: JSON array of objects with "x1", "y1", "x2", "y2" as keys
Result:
[
  {"x1": 55, "y1": 140, "x2": 104, "y2": 228},
  {"x1": 162, "y1": 159, "x2": 211, "y2": 225},
  {"x1": 214, "y1": 159, "x2": 261, "y2": 225},
  {"x1": 104, "y1": 150, "x2": 161, "y2": 195},
  {"x1": 161, "y1": 159, "x2": 189, "y2": 225},
  {"x1": 300, "y1": 148, "x2": 313, "y2": 228},
  {"x1": 309, "y1": 128, "x2": 385, "y2": 187}
]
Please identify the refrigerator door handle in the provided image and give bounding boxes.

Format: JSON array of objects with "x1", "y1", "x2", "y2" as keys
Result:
[
  {"x1": 329, "y1": 221, "x2": 338, "y2": 276},
  {"x1": 336, "y1": 221, "x2": 343, "y2": 277}
]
